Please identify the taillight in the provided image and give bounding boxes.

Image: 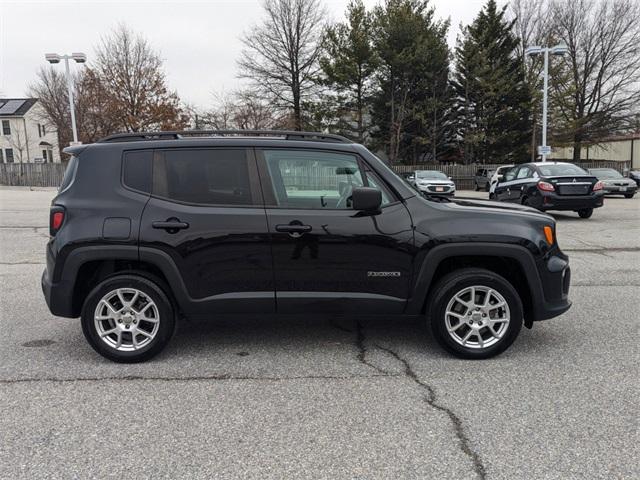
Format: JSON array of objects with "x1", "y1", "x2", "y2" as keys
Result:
[
  {"x1": 593, "y1": 180, "x2": 604, "y2": 191},
  {"x1": 537, "y1": 181, "x2": 555, "y2": 192},
  {"x1": 50, "y1": 207, "x2": 65, "y2": 236}
]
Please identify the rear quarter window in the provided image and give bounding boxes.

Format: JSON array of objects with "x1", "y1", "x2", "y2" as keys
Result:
[{"x1": 123, "y1": 150, "x2": 153, "y2": 193}]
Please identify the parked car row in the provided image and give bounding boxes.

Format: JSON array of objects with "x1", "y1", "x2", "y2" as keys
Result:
[{"x1": 400, "y1": 163, "x2": 636, "y2": 221}]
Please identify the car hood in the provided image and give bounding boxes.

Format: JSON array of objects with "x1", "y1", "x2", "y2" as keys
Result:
[{"x1": 445, "y1": 196, "x2": 551, "y2": 218}]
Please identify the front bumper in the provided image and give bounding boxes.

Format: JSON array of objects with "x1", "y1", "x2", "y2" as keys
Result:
[
  {"x1": 536, "y1": 191, "x2": 604, "y2": 211},
  {"x1": 533, "y1": 253, "x2": 572, "y2": 321},
  {"x1": 603, "y1": 184, "x2": 637, "y2": 195},
  {"x1": 417, "y1": 185, "x2": 456, "y2": 196}
]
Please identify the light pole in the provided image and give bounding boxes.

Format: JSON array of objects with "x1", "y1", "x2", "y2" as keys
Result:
[
  {"x1": 525, "y1": 44, "x2": 568, "y2": 162},
  {"x1": 44, "y1": 52, "x2": 87, "y2": 145}
]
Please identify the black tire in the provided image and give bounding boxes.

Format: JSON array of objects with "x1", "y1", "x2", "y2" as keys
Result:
[
  {"x1": 474, "y1": 182, "x2": 480, "y2": 191},
  {"x1": 577, "y1": 208, "x2": 593, "y2": 219},
  {"x1": 428, "y1": 268, "x2": 523, "y2": 359},
  {"x1": 489, "y1": 192, "x2": 495, "y2": 200},
  {"x1": 624, "y1": 193, "x2": 635, "y2": 199},
  {"x1": 81, "y1": 274, "x2": 176, "y2": 363},
  {"x1": 484, "y1": 182, "x2": 490, "y2": 192}
]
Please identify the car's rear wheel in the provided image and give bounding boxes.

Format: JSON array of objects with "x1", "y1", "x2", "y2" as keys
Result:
[
  {"x1": 484, "y1": 182, "x2": 490, "y2": 192},
  {"x1": 428, "y1": 268, "x2": 523, "y2": 359},
  {"x1": 577, "y1": 208, "x2": 593, "y2": 218},
  {"x1": 474, "y1": 182, "x2": 480, "y2": 191},
  {"x1": 81, "y1": 275, "x2": 175, "y2": 363}
]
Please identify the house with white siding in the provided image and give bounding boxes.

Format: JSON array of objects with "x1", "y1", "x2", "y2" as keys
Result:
[{"x1": 0, "y1": 98, "x2": 61, "y2": 164}]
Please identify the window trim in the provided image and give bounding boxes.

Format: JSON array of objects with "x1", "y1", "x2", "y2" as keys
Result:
[
  {"x1": 255, "y1": 147, "x2": 399, "y2": 211},
  {"x1": 148, "y1": 147, "x2": 263, "y2": 208}
]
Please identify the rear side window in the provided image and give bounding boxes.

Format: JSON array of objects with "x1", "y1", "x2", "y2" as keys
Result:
[
  {"x1": 153, "y1": 149, "x2": 253, "y2": 205},
  {"x1": 59, "y1": 155, "x2": 78, "y2": 192},
  {"x1": 123, "y1": 150, "x2": 152, "y2": 193}
]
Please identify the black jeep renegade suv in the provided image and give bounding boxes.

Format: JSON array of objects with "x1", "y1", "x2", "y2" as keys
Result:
[{"x1": 42, "y1": 130, "x2": 571, "y2": 362}]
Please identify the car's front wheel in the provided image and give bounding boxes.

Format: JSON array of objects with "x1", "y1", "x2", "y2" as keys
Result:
[
  {"x1": 624, "y1": 193, "x2": 635, "y2": 199},
  {"x1": 81, "y1": 274, "x2": 175, "y2": 363},
  {"x1": 428, "y1": 268, "x2": 523, "y2": 359}
]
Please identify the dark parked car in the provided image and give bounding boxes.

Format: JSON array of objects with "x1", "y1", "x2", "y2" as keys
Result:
[
  {"x1": 412, "y1": 170, "x2": 456, "y2": 196},
  {"x1": 629, "y1": 170, "x2": 640, "y2": 187},
  {"x1": 494, "y1": 162, "x2": 604, "y2": 218},
  {"x1": 588, "y1": 168, "x2": 637, "y2": 198},
  {"x1": 42, "y1": 130, "x2": 571, "y2": 362},
  {"x1": 474, "y1": 167, "x2": 495, "y2": 192}
]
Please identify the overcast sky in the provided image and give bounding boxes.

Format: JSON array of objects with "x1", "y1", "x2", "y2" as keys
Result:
[{"x1": 0, "y1": 0, "x2": 489, "y2": 107}]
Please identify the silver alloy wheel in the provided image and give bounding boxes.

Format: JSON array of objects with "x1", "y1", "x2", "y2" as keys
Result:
[
  {"x1": 94, "y1": 288, "x2": 160, "y2": 352},
  {"x1": 444, "y1": 285, "x2": 510, "y2": 349}
]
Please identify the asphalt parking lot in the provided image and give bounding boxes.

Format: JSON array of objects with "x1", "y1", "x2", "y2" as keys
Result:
[{"x1": 0, "y1": 187, "x2": 638, "y2": 480}]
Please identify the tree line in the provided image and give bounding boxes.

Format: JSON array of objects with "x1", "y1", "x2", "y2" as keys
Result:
[{"x1": 31, "y1": 0, "x2": 640, "y2": 165}]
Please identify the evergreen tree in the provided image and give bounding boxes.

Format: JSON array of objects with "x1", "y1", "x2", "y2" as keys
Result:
[
  {"x1": 319, "y1": 0, "x2": 377, "y2": 142},
  {"x1": 369, "y1": 0, "x2": 452, "y2": 164},
  {"x1": 452, "y1": 0, "x2": 531, "y2": 164}
]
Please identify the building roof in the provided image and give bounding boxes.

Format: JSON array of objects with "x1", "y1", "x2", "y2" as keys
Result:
[{"x1": 0, "y1": 98, "x2": 38, "y2": 116}]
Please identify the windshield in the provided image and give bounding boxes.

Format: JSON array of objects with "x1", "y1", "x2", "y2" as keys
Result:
[
  {"x1": 416, "y1": 170, "x2": 448, "y2": 180},
  {"x1": 590, "y1": 169, "x2": 623, "y2": 179},
  {"x1": 538, "y1": 163, "x2": 588, "y2": 177}
]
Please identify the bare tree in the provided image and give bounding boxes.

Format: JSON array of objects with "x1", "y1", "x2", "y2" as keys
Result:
[
  {"x1": 93, "y1": 24, "x2": 188, "y2": 132},
  {"x1": 237, "y1": 0, "x2": 326, "y2": 130},
  {"x1": 233, "y1": 90, "x2": 278, "y2": 130},
  {"x1": 550, "y1": 0, "x2": 640, "y2": 161},
  {"x1": 28, "y1": 67, "x2": 74, "y2": 150}
]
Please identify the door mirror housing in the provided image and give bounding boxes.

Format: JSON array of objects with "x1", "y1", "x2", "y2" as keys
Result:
[
  {"x1": 497, "y1": 174, "x2": 504, "y2": 181},
  {"x1": 352, "y1": 187, "x2": 382, "y2": 212}
]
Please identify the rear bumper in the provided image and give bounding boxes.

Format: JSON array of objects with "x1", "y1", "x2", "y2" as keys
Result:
[
  {"x1": 41, "y1": 267, "x2": 76, "y2": 318},
  {"x1": 537, "y1": 191, "x2": 604, "y2": 211}
]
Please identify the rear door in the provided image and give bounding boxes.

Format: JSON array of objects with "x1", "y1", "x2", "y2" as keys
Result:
[
  {"x1": 495, "y1": 167, "x2": 517, "y2": 201},
  {"x1": 139, "y1": 147, "x2": 274, "y2": 315},
  {"x1": 256, "y1": 147, "x2": 415, "y2": 314},
  {"x1": 511, "y1": 165, "x2": 534, "y2": 203}
]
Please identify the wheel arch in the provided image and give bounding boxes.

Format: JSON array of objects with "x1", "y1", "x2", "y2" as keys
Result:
[{"x1": 407, "y1": 243, "x2": 544, "y2": 327}]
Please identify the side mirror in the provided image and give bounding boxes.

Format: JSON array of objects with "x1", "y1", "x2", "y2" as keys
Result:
[
  {"x1": 448, "y1": 176, "x2": 453, "y2": 180},
  {"x1": 497, "y1": 174, "x2": 504, "y2": 180},
  {"x1": 352, "y1": 187, "x2": 382, "y2": 212}
]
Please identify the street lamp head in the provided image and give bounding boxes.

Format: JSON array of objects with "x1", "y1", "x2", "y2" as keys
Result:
[
  {"x1": 525, "y1": 46, "x2": 543, "y2": 56},
  {"x1": 44, "y1": 53, "x2": 61, "y2": 64},
  {"x1": 71, "y1": 52, "x2": 87, "y2": 63},
  {"x1": 550, "y1": 44, "x2": 569, "y2": 56}
]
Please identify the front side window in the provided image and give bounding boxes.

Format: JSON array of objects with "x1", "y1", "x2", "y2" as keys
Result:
[
  {"x1": 264, "y1": 149, "x2": 365, "y2": 209},
  {"x1": 154, "y1": 149, "x2": 253, "y2": 206},
  {"x1": 503, "y1": 167, "x2": 517, "y2": 182},
  {"x1": 2, "y1": 120, "x2": 10, "y2": 136}
]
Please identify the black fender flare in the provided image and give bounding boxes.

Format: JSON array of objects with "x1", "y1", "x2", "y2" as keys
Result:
[{"x1": 405, "y1": 243, "x2": 545, "y2": 320}]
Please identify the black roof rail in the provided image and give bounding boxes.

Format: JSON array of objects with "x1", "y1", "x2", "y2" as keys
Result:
[{"x1": 97, "y1": 130, "x2": 352, "y2": 144}]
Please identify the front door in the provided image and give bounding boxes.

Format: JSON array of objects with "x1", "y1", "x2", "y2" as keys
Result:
[
  {"x1": 256, "y1": 148, "x2": 415, "y2": 314},
  {"x1": 495, "y1": 167, "x2": 517, "y2": 202},
  {"x1": 139, "y1": 147, "x2": 274, "y2": 316}
]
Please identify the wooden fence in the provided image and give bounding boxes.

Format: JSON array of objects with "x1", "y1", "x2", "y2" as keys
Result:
[
  {"x1": 0, "y1": 163, "x2": 66, "y2": 187},
  {"x1": 0, "y1": 159, "x2": 631, "y2": 190}
]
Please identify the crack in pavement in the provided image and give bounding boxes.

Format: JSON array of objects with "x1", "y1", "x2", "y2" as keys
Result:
[
  {"x1": 0, "y1": 372, "x2": 399, "y2": 385},
  {"x1": 375, "y1": 344, "x2": 487, "y2": 480},
  {"x1": 355, "y1": 321, "x2": 392, "y2": 375}
]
